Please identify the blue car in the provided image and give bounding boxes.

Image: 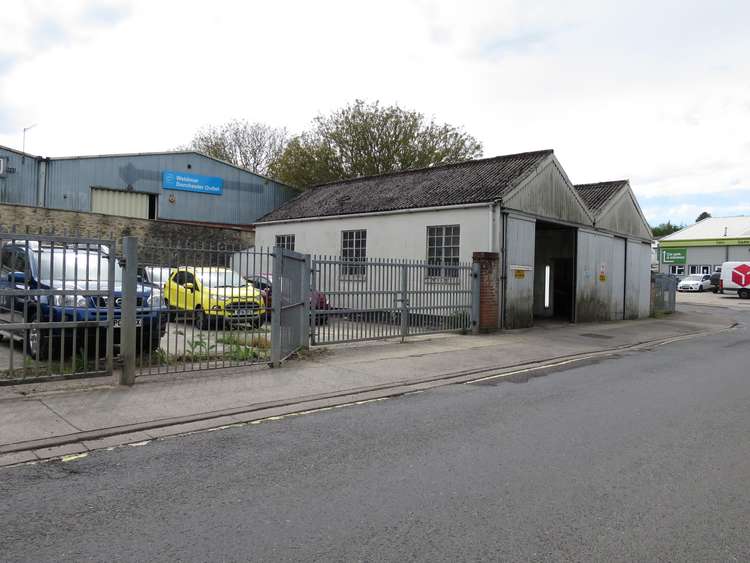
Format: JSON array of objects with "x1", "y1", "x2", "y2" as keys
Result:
[{"x1": 0, "y1": 241, "x2": 166, "y2": 359}]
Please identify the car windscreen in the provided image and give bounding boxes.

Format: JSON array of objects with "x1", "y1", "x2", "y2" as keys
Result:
[
  {"x1": 683, "y1": 275, "x2": 702, "y2": 281},
  {"x1": 147, "y1": 267, "x2": 172, "y2": 285},
  {"x1": 38, "y1": 251, "x2": 123, "y2": 284},
  {"x1": 198, "y1": 270, "x2": 246, "y2": 288}
]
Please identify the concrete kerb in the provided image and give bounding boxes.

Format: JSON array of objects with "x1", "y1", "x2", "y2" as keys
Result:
[{"x1": 0, "y1": 321, "x2": 736, "y2": 466}]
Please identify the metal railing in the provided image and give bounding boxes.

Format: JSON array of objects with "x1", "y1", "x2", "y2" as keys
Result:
[
  {"x1": 2, "y1": 231, "x2": 481, "y2": 385},
  {"x1": 0, "y1": 227, "x2": 115, "y2": 384},
  {"x1": 310, "y1": 256, "x2": 478, "y2": 345},
  {"x1": 651, "y1": 272, "x2": 677, "y2": 315}
]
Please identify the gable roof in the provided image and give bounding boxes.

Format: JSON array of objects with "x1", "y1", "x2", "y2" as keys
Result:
[
  {"x1": 660, "y1": 216, "x2": 750, "y2": 241},
  {"x1": 257, "y1": 150, "x2": 554, "y2": 222},
  {"x1": 574, "y1": 180, "x2": 629, "y2": 215}
]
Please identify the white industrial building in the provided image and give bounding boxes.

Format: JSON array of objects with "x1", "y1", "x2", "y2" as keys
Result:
[
  {"x1": 255, "y1": 150, "x2": 653, "y2": 329},
  {"x1": 658, "y1": 216, "x2": 750, "y2": 276}
]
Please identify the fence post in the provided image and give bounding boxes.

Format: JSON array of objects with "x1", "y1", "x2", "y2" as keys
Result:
[
  {"x1": 120, "y1": 236, "x2": 138, "y2": 386},
  {"x1": 471, "y1": 262, "x2": 481, "y2": 334},
  {"x1": 270, "y1": 247, "x2": 283, "y2": 367},
  {"x1": 301, "y1": 254, "x2": 311, "y2": 351},
  {"x1": 400, "y1": 264, "x2": 408, "y2": 341},
  {"x1": 309, "y1": 256, "x2": 317, "y2": 346}
]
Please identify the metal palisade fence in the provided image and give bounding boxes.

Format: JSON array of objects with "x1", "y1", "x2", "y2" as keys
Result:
[
  {"x1": 309, "y1": 256, "x2": 478, "y2": 345},
  {"x1": 651, "y1": 272, "x2": 677, "y2": 316},
  {"x1": 1, "y1": 231, "x2": 480, "y2": 385},
  {"x1": 0, "y1": 226, "x2": 116, "y2": 384}
]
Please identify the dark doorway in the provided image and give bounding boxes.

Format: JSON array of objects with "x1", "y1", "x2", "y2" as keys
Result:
[{"x1": 534, "y1": 222, "x2": 577, "y2": 322}]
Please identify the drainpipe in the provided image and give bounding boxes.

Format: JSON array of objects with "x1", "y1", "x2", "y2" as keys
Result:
[
  {"x1": 36, "y1": 158, "x2": 48, "y2": 207},
  {"x1": 499, "y1": 204, "x2": 508, "y2": 330},
  {"x1": 488, "y1": 202, "x2": 496, "y2": 251}
]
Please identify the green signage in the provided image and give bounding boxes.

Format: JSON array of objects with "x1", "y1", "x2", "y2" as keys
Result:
[{"x1": 662, "y1": 248, "x2": 687, "y2": 264}]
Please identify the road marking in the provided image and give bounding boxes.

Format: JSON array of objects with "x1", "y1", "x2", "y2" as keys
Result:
[{"x1": 61, "y1": 453, "x2": 88, "y2": 463}]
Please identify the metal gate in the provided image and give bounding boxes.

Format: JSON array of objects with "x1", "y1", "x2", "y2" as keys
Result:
[
  {"x1": 310, "y1": 256, "x2": 477, "y2": 345},
  {"x1": 271, "y1": 248, "x2": 309, "y2": 364},
  {"x1": 0, "y1": 229, "x2": 115, "y2": 384}
]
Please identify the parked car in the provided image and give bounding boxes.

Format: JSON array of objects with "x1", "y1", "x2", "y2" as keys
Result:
[
  {"x1": 677, "y1": 274, "x2": 712, "y2": 292},
  {"x1": 710, "y1": 267, "x2": 722, "y2": 293},
  {"x1": 0, "y1": 241, "x2": 166, "y2": 358},
  {"x1": 719, "y1": 261, "x2": 750, "y2": 299},
  {"x1": 164, "y1": 267, "x2": 266, "y2": 329},
  {"x1": 245, "y1": 273, "x2": 330, "y2": 324}
]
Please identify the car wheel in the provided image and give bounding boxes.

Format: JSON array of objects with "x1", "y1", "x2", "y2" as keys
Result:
[
  {"x1": 193, "y1": 308, "x2": 206, "y2": 330},
  {"x1": 699, "y1": 286, "x2": 704, "y2": 292},
  {"x1": 740, "y1": 290, "x2": 750, "y2": 300},
  {"x1": 26, "y1": 327, "x2": 50, "y2": 359}
]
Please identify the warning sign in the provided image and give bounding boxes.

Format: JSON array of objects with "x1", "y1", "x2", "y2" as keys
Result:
[
  {"x1": 599, "y1": 263, "x2": 607, "y2": 282},
  {"x1": 514, "y1": 270, "x2": 525, "y2": 279}
]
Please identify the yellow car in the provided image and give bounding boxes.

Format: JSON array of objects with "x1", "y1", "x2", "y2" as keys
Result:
[{"x1": 164, "y1": 267, "x2": 266, "y2": 328}]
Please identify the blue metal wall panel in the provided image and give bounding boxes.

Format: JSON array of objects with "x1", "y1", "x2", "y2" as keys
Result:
[
  {"x1": 0, "y1": 146, "x2": 39, "y2": 207},
  {"x1": 38, "y1": 152, "x2": 298, "y2": 224}
]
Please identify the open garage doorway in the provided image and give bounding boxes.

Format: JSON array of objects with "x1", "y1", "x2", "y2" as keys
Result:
[{"x1": 534, "y1": 221, "x2": 577, "y2": 322}]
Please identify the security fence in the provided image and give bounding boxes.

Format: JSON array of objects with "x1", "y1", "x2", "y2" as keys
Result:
[
  {"x1": 309, "y1": 256, "x2": 478, "y2": 345},
  {"x1": 2, "y1": 231, "x2": 480, "y2": 385},
  {"x1": 0, "y1": 227, "x2": 116, "y2": 384},
  {"x1": 651, "y1": 272, "x2": 677, "y2": 315}
]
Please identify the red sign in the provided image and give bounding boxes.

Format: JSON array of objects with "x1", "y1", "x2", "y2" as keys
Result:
[{"x1": 731, "y1": 264, "x2": 750, "y2": 287}]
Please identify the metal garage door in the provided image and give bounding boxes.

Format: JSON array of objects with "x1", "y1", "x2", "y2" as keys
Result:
[
  {"x1": 91, "y1": 188, "x2": 150, "y2": 219},
  {"x1": 504, "y1": 214, "x2": 535, "y2": 329}
]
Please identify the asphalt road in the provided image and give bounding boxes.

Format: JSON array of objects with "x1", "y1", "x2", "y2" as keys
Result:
[{"x1": 2, "y1": 309, "x2": 750, "y2": 562}]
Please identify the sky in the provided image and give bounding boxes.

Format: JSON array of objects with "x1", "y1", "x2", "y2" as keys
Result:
[{"x1": 1, "y1": 0, "x2": 748, "y2": 226}]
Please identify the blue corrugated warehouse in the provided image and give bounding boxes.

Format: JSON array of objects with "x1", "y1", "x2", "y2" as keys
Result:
[{"x1": 0, "y1": 145, "x2": 299, "y2": 225}]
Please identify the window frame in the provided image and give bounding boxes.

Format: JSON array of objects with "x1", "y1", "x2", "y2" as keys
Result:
[
  {"x1": 341, "y1": 229, "x2": 367, "y2": 278},
  {"x1": 275, "y1": 234, "x2": 296, "y2": 251},
  {"x1": 426, "y1": 224, "x2": 461, "y2": 279}
]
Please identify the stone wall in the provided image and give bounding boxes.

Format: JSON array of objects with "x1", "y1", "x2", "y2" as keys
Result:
[{"x1": 0, "y1": 202, "x2": 254, "y2": 262}]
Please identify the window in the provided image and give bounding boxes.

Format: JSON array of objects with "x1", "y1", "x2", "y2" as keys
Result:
[
  {"x1": 670, "y1": 265, "x2": 685, "y2": 275},
  {"x1": 173, "y1": 271, "x2": 196, "y2": 286},
  {"x1": 341, "y1": 230, "x2": 367, "y2": 276},
  {"x1": 275, "y1": 234, "x2": 295, "y2": 251},
  {"x1": 427, "y1": 225, "x2": 460, "y2": 277}
]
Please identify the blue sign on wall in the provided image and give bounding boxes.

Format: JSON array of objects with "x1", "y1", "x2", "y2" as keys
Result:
[{"x1": 162, "y1": 170, "x2": 223, "y2": 195}]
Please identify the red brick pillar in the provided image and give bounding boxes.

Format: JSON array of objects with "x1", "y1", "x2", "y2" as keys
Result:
[{"x1": 473, "y1": 251, "x2": 500, "y2": 332}]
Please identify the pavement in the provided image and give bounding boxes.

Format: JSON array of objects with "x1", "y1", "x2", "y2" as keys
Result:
[
  {"x1": 2, "y1": 306, "x2": 749, "y2": 562},
  {"x1": 0, "y1": 301, "x2": 738, "y2": 466}
]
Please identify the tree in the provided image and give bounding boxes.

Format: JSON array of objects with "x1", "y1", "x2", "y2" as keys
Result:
[
  {"x1": 182, "y1": 120, "x2": 288, "y2": 176},
  {"x1": 267, "y1": 100, "x2": 483, "y2": 188},
  {"x1": 651, "y1": 221, "x2": 683, "y2": 238},
  {"x1": 696, "y1": 211, "x2": 712, "y2": 222}
]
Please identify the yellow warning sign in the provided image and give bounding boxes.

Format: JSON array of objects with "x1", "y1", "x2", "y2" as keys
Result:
[
  {"x1": 514, "y1": 270, "x2": 526, "y2": 279},
  {"x1": 599, "y1": 274, "x2": 607, "y2": 282}
]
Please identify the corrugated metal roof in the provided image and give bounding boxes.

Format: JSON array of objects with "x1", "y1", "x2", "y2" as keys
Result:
[
  {"x1": 257, "y1": 150, "x2": 554, "y2": 222},
  {"x1": 660, "y1": 216, "x2": 750, "y2": 241},
  {"x1": 574, "y1": 180, "x2": 629, "y2": 214}
]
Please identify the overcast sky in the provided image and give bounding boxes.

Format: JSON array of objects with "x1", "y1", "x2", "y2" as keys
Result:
[{"x1": 1, "y1": 0, "x2": 748, "y2": 226}]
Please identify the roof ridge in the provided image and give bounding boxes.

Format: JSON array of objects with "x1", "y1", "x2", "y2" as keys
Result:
[
  {"x1": 574, "y1": 180, "x2": 629, "y2": 189},
  {"x1": 306, "y1": 149, "x2": 554, "y2": 190}
]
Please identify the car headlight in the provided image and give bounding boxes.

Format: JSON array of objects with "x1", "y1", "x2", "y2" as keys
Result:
[
  {"x1": 147, "y1": 293, "x2": 165, "y2": 309},
  {"x1": 209, "y1": 293, "x2": 229, "y2": 302},
  {"x1": 53, "y1": 295, "x2": 89, "y2": 308}
]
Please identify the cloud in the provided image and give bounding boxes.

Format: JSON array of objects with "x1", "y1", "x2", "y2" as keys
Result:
[{"x1": 0, "y1": 0, "x2": 747, "y2": 226}]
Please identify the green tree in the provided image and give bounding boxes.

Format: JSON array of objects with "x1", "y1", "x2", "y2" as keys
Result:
[
  {"x1": 695, "y1": 211, "x2": 712, "y2": 222},
  {"x1": 181, "y1": 120, "x2": 288, "y2": 176},
  {"x1": 651, "y1": 221, "x2": 684, "y2": 238},
  {"x1": 267, "y1": 100, "x2": 483, "y2": 188}
]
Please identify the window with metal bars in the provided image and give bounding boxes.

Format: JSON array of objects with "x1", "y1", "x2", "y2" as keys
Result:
[
  {"x1": 427, "y1": 225, "x2": 460, "y2": 278},
  {"x1": 341, "y1": 230, "x2": 366, "y2": 276},
  {"x1": 275, "y1": 234, "x2": 296, "y2": 251}
]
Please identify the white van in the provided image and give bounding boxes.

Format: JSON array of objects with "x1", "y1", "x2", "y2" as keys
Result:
[{"x1": 719, "y1": 261, "x2": 750, "y2": 299}]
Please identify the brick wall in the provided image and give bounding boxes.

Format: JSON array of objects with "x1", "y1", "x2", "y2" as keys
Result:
[
  {"x1": 0, "y1": 203, "x2": 254, "y2": 262},
  {"x1": 473, "y1": 251, "x2": 500, "y2": 331}
]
